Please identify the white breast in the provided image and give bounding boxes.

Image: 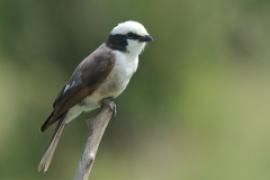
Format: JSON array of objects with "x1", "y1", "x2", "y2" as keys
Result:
[
  {"x1": 83, "y1": 51, "x2": 139, "y2": 109},
  {"x1": 99, "y1": 50, "x2": 139, "y2": 97}
]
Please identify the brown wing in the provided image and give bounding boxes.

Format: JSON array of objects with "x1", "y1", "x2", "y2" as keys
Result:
[{"x1": 41, "y1": 45, "x2": 115, "y2": 132}]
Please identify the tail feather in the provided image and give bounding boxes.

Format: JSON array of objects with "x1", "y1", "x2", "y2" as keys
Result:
[
  {"x1": 38, "y1": 119, "x2": 65, "y2": 172},
  {"x1": 40, "y1": 111, "x2": 54, "y2": 132},
  {"x1": 41, "y1": 111, "x2": 66, "y2": 132}
]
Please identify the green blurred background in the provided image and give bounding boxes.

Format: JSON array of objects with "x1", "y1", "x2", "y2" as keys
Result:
[{"x1": 0, "y1": 0, "x2": 270, "y2": 179}]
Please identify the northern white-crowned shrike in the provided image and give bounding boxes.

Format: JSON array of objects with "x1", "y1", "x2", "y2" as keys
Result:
[{"x1": 38, "y1": 21, "x2": 153, "y2": 172}]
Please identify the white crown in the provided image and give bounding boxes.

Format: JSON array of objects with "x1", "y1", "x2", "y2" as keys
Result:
[{"x1": 111, "y1": 21, "x2": 149, "y2": 36}]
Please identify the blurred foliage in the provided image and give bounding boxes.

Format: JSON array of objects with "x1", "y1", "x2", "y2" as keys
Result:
[{"x1": 0, "y1": 0, "x2": 270, "y2": 180}]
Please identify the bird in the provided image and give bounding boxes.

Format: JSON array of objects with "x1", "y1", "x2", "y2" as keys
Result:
[{"x1": 38, "y1": 20, "x2": 153, "y2": 172}]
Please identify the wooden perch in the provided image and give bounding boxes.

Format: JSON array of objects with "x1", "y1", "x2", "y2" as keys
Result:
[{"x1": 74, "y1": 100, "x2": 114, "y2": 180}]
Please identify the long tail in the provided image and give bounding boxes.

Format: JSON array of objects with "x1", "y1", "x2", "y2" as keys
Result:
[{"x1": 38, "y1": 119, "x2": 65, "y2": 172}]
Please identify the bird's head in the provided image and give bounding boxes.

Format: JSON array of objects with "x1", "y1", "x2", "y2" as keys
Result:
[{"x1": 106, "y1": 21, "x2": 153, "y2": 56}]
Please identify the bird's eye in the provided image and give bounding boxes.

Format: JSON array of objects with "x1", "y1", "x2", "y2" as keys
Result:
[{"x1": 126, "y1": 32, "x2": 140, "y2": 40}]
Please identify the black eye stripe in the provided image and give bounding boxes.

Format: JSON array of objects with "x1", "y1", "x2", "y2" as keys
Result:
[
  {"x1": 106, "y1": 32, "x2": 145, "y2": 52},
  {"x1": 126, "y1": 32, "x2": 142, "y2": 40},
  {"x1": 106, "y1": 34, "x2": 128, "y2": 52}
]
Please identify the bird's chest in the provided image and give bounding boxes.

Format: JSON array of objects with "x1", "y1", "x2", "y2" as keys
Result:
[{"x1": 98, "y1": 54, "x2": 138, "y2": 98}]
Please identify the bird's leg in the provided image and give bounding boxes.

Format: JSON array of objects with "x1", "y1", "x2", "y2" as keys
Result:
[{"x1": 101, "y1": 97, "x2": 117, "y2": 117}]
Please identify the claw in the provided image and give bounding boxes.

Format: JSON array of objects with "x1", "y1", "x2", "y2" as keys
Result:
[{"x1": 101, "y1": 98, "x2": 117, "y2": 117}]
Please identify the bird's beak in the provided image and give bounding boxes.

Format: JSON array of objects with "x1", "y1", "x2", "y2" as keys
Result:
[{"x1": 140, "y1": 35, "x2": 153, "y2": 42}]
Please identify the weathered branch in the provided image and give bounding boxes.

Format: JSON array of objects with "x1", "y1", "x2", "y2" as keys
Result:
[{"x1": 74, "y1": 102, "x2": 114, "y2": 180}]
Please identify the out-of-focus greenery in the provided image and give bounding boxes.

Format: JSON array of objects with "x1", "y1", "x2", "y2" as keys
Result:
[{"x1": 0, "y1": 0, "x2": 270, "y2": 179}]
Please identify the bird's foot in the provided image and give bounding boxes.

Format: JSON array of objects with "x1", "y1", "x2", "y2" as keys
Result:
[{"x1": 101, "y1": 98, "x2": 117, "y2": 117}]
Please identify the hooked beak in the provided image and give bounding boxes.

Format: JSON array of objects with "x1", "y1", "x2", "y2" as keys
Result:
[{"x1": 140, "y1": 35, "x2": 153, "y2": 42}]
